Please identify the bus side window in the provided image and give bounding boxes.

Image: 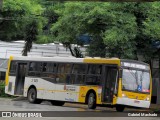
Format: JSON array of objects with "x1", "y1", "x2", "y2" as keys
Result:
[
  {"x1": 42, "y1": 62, "x2": 57, "y2": 73},
  {"x1": 29, "y1": 62, "x2": 35, "y2": 71},
  {"x1": 43, "y1": 63, "x2": 47, "y2": 72},
  {"x1": 35, "y1": 62, "x2": 42, "y2": 72},
  {"x1": 58, "y1": 64, "x2": 65, "y2": 73},
  {"x1": 71, "y1": 64, "x2": 86, "y2": 84},
  {"x1": 56, "y1": 64, "x2": 66, "y2": 83},
  {"x1": 86, "y1": 64, "x2": 102, "y2": 85},
  {"x1": 28, "y1": 62, "x2": 42, "y2": 76},
  {"x1": 10, "y1": 61, "x2": 17, "y2": 74}
]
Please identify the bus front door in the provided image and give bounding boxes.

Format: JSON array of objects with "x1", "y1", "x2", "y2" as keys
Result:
[
  {"x1": 14, "y1": 63, "x2": 27, "y2": 95},
  {"x1": 102, "y1": 66, "x2": 118, "y2": 103}
]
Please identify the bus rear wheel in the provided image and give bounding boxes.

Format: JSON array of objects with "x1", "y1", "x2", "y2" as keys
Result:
[
  {"x1": 51, "y1": 101, "x2": 65, "y2": 106},
  {"x1": 87, "y1": 92, "x2": 96, "y2": 109},
  {"x1": 27, "y1": 88, "x2": 42, "y2": 104},
  {"x1": 116, "y1": 105, "x2": 125, "y2": 112}
]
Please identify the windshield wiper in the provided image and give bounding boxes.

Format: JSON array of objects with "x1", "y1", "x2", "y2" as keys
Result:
[
  {"x1": 140, "y1": 71, "x2": 144, "y2": 88},
  {"x1": 129, "y1": 70, "x2": 139, "y2": 91}
]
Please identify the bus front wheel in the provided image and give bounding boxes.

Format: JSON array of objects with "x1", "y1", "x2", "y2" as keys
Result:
[
  {"x1": 87, "y1": 92, "x2": 96, "y2": 109},
  {"x1": 116, "y1": 105, "x2": 125, "y2": 112},
  {"x1": 27, "y1": 88, "x2": 42, "y2": 104}
]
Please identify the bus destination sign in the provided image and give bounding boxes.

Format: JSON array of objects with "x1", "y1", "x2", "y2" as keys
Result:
[{"x1": 121, "y1": 62, "x2": 149, "y2": 70}]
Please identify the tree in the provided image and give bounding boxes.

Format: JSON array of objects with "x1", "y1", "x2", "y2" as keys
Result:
[
  {"x1": 102, "y1": 3, "x2": 137, "y2": 59},
  {"x1": 49, "y1": 2, "x2": 160, "y2": 60},
  {"x1": 50, "y1": 2, "x2": 109, "y2": 57},
  {"x1": 0, "y1": 0, "x2": 43, "y2": 40},
  {"x1": 0, "y1": 0, "x2": 3, "y2": 10},
  {"x1": 87, "y1": 35, "x2": 106, "y2": 57},
  {"x1": 0, "y1": 0, "x2": 45, "y2": 56},
  {"x1": 36, "y1": 2, "x2": 61, "y2": 44},
  {"x1": 50, "y1": 2, "x2": 137, "y2": 58},
  {"x1": 22, "y1": 20, "x2": 38, "y2": 56},
  {"x1": 1, "y1": 1, "x2": 160, "y2": 60}
]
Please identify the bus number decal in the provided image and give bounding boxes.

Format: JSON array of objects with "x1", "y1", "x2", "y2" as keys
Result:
[{"x1": 31, "y1": 79, "x2": 38, "y2": 82}]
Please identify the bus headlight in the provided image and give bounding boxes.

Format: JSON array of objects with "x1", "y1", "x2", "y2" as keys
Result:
[
  {"x1": 122, "y1": 93, "x2": 126, "y2": 97},
  {"x1": 145, "y1": 97, "x2": 150, "y2": 101}
]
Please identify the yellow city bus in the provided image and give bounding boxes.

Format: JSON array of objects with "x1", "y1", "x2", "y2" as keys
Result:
[{"x1": 5, "y1": 56, "x2": 152, "y2": 112}]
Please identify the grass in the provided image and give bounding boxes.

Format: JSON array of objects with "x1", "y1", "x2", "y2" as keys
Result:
[{"x1": 0, "y1": 81, "x2": 12, "y2": 98}]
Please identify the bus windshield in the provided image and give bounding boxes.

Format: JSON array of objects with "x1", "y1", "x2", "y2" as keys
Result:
[{"x1": 122, "y1": 69, "x2": 150, "y2": 93}]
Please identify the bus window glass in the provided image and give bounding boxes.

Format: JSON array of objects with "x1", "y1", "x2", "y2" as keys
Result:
[
  {"x1": 10, "y1": 61, "x2": 17, "y2": 73},
  {"x1": 72, "y1": 64, "x2": 86, "y2": 74},
  {"x1": 70, "y1": 64, "x2": 87, "y2": 84},
  {"x1": 75, "y1": 75, "x2": 85, "y2": 84},
  {"x1": 29, "y1": 62, "x2": 42, "y2": 72},
  {"x1": 65, "y1": 64, "x2": 71, "y2": 73},
  {"x1": 85, "y1": 64, "x2": 102, "y2": 85},
  {"x1": 58, "y1": 64, "x2": 65, "y2": 73},
  {"x1": 56, "y1": 63, "x2": 71, "y2": 83},
  {"x1": 42, "y1": 63, "x2": 57, "y2": 73},
  {"x1": 122, "y1": 69, "x2": 150, "y2": 93},
  {"x1": 43, "y1": 63, "x2": 47, "y2": 72},
  {"x1": 88, "y1": 65, "x2": 102, "y2": 74}
]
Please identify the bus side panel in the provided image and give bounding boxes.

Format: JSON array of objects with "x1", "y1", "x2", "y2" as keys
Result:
[
  {"x1": 43, "y1": 80, "x2": 56, "y2": 100},
  {"x1": 24, "y1": 77, "x2": 81, "y2": 102},
  {"x1": 64, "y1": 85, "x2": 79, "y2": 102},
  {"x1": 54, "y1": 84, "x2": 79, "y2": 102},
  {"x1": 24, "y1": 77, "x2": 45, "y2": 99},
  {"x1": 5, "y1": 76, "x2": 16, "y2": 95},
  {"x1": 54, "y1": 84, "x2": 66, "y2": 101}
]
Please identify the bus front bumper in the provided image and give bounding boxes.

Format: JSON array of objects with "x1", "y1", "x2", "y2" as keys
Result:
[{"x1": 116, "y1": 97, "x2": 150, "y2": 108}]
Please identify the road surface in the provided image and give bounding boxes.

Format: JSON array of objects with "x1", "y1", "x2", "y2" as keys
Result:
[{"x1": 0, "y1": 98, "x2": 159, "y2": 120}]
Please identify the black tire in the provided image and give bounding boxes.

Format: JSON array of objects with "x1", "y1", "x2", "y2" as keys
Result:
[
  {"x1": 87, "y1": 92, "x2": 96, "y2": 109},
  {"x1": 51, "y1": 101, "x2": 65, "y2": 106},
  {"x1": 116, "y1": 105, "x2": 125, "y2": 112},
  {"x1": 27, "y1": 88, "x2": 42, "y2": 104},
  {"x1": 35, "y1": 99, "x2": 43, "y2": 104}
]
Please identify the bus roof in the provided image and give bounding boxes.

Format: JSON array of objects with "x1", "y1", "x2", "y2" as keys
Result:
[
  {"x1": 10, "y1": 56, "x2": 149, "y2": 67},
  {"x1": 10, "y1": 56, "x2": 121, "y2": 64}
]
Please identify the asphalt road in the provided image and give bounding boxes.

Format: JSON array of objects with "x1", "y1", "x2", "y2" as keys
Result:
[{"x1": 0, "y1": 98, "x2": 159, "y2": 120}]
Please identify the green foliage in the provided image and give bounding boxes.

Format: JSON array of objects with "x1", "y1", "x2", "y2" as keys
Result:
[
  {"x1": 51, "y1": 2, "x2": 110, "y2": 57},
  {"x1": 143, "y1": 2, "x2": 160, "y2": 40},
  {"x1": 22, "y1": 20, "x2": 38, "y2": 56},
  {"x1": 45, "y1": 2, "x2": 160, "y2": 60},
  {"x1": 50, "y1": 2, "x2": 138, "y2": 58},
  {"x1": 102, "y1": 3, "x2": 137, "y2": 58},
  {"x1": 87, "y1": 36, "x2": 106, "y2": 57},
  {"x1": 0, "y1": 82, "x2": 8, "y2": 97},
  {"x1": 0, "y1": 0, "x2": 43, "y2": 40},
  {"x1": 35, "y1": 3, "x2": 60, "y2": 44},
  {"x1": 132, "y1": 2, "x2": 160, "y2": 62},
  {"x1": 36, "y1": 34, "x2": 54, "y2": 44},
  {"x1": 1, "y1": 1, "x2": 160, "y2": 61}
]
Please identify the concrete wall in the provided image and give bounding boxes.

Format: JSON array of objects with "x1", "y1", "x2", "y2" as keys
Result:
[{"x1": 0, "y1": 41, "x2": 86, "y2": 58}]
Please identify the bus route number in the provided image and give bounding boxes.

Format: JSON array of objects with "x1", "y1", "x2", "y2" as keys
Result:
[{"x1": 31, "y1": 79, "x2": 38, "y2": 82}]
